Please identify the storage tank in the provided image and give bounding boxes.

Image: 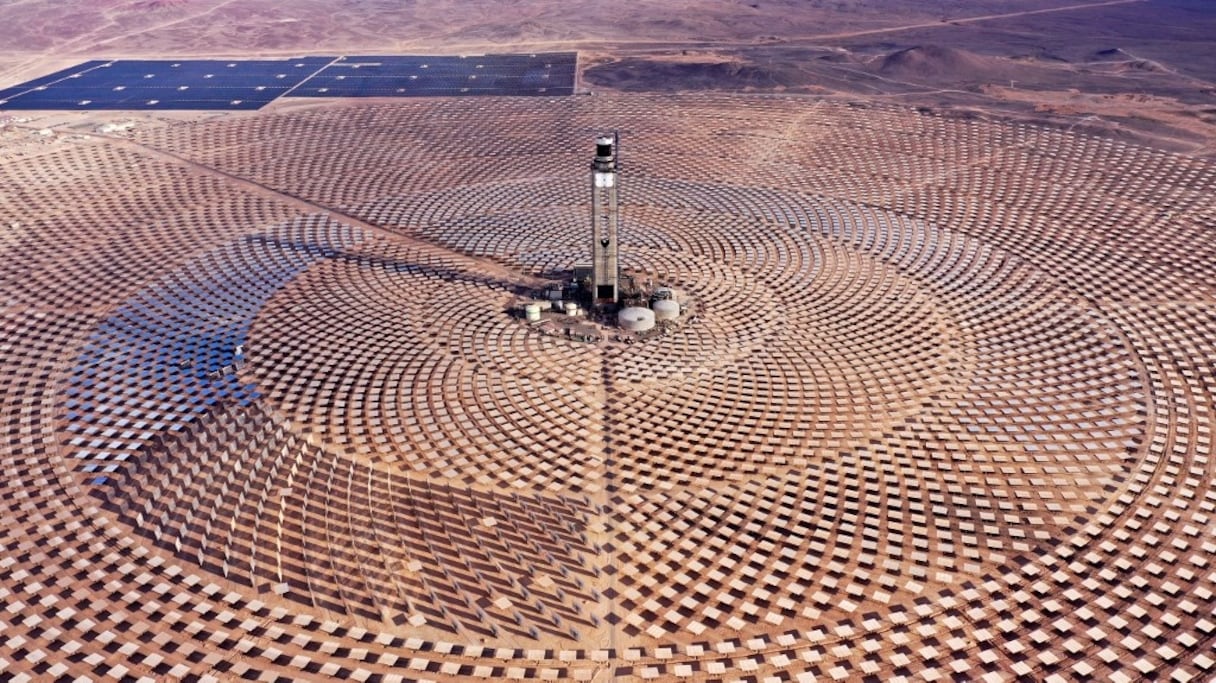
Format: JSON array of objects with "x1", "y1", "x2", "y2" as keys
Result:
[
  {"x1": 564, "y1": 302, "x2": 579, "y2": 317},
  {"x1": 652, "y1": 298, "x2": 680, "y2": 322},
  {"x1": 618, "y1": 306, "x2": 655, "y2": 332},
  {"x1": 524, "y1": 302, "x2": 542, "y2": 322}
]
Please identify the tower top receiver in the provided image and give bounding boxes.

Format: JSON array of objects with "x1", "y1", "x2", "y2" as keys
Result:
[{"x1": 593, "y1": 134, "x2": 614, "y2": 169}]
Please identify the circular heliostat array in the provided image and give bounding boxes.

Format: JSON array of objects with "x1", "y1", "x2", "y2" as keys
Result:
[{"x1": 2, "y1": 93, "x2": 1215, "y2": 682}]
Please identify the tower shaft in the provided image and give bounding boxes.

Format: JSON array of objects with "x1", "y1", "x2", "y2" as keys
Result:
[{"x1": 591, "y1": 135, "x2": 619, "y2": 303}]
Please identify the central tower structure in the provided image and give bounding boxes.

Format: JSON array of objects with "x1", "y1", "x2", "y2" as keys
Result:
[{"x1": 591, "y1": 134, "x2": 620, "y2": 303}]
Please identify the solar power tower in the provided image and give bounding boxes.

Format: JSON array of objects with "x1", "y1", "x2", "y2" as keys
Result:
[{"x1": 590, "y1": 134, "x2": 620, "y2": 303}]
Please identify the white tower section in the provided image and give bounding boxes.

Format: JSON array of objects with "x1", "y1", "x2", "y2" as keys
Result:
[{"x1": 591, "y1": 134, "x2": 620, "y2": 303}]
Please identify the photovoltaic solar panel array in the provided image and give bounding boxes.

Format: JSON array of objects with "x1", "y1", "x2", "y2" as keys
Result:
[
  {"x1": 0, "y1": 58, "x2": 331, "y2": 110},
  {"x1": 293, "y1": 54, "x2": 574, "y2": 98},
  {"x1": 0, "y1": 53, "x2": 577, "y2": 111}
]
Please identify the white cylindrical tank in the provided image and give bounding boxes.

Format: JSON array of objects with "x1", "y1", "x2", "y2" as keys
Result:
[
  {"x1": 618, "y1": 306, "x2": 655, "y2": 332},
  {"x1": 564, "y1": 302, "x2": 579, "y2": 317},
  {"x1": 652, "y1": 298, "x2": 680, "y2": 322},
  {"x1": 524, "y1": 302, "x2": 542, "y2": 322}
]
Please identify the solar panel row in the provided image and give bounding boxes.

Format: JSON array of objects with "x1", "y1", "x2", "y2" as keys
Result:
[
  {"x1": 0, "y1": 53, "x2": 576, "y2": 111},
  {"x1": 292, "y1": 54, "x2": 575, "y2": 98},
  {"x1": 3, "y1": 60, "x2": 112, "y2": 90},
  {"x1": 0, "y1": 57, "x2": 330, "y2": 110}
]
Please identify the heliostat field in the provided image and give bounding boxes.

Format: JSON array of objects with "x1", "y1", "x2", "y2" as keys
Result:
[{"x1": 1, "y1": 93, "x2": 1214, "y2": 682}]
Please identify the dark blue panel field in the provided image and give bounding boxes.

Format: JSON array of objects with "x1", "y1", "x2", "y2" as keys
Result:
[
  {"x1": 1, "y1": 84, "x2": 291, "y2": 110},
  {"x1": 0, "y1": 53, "x2": 576, "y2": 110},
  {"x1": 287, "y1": 53, "x2": 576, "y2": 98},
  {"x1": 0, "y1": 57, "x2": 332, "y2": 111},
  {"x1": 0, "y1": 60, "x2": 111, "y2": 96}
]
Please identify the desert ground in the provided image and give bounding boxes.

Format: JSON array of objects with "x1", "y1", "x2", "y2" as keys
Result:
[{"x1": 1, "y1": 1, "x2": 1215, "y2": 682}]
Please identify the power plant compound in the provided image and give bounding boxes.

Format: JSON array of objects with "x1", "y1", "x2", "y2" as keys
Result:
[{"x1": 514, "y1": 134, "x2": 690, "y2": 341}]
